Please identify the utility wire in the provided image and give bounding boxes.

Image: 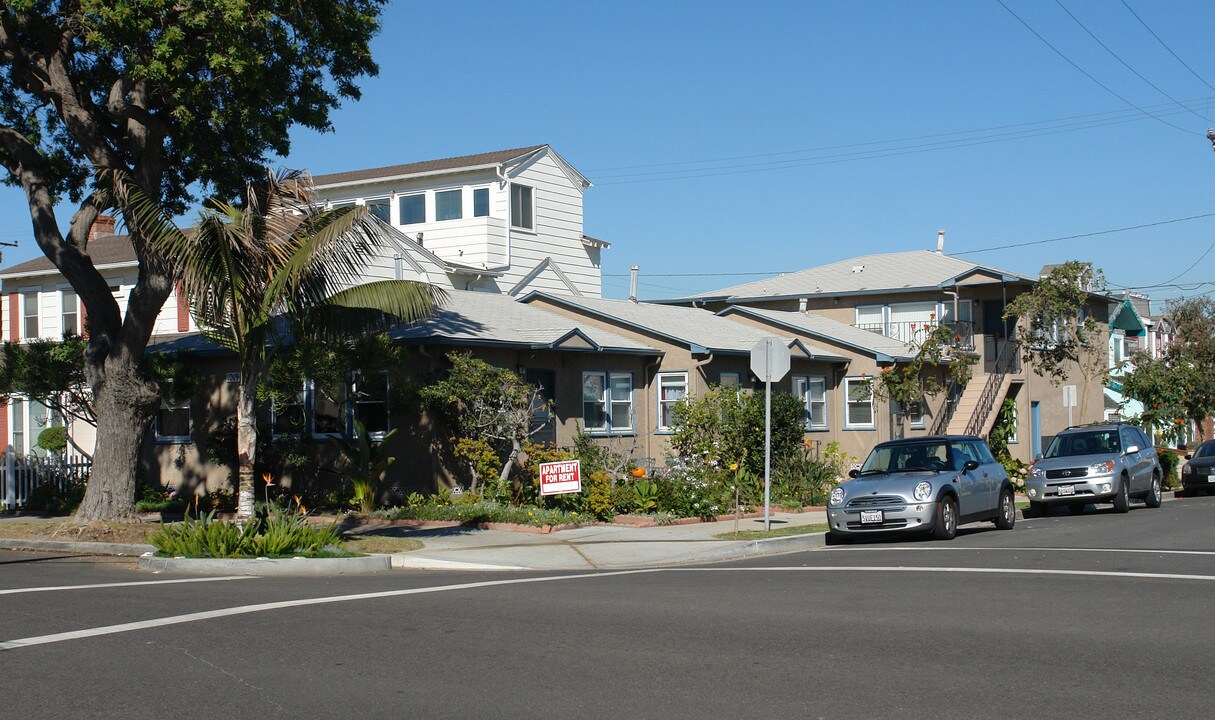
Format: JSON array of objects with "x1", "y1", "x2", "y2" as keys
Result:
[
  {"x1": 1120, "y1": 0, "x2": 1215, "y2": 95},
  {"x1": 1054, "y1": 0, "x2": 1208, "y2": 123},
  {"x1": 587, "y1": 98, "x2": 1208, "y2": 174},
  {"x1": 995, "y1": 0, "x2": 1196, "y2": 135},
  {"x1": 593, "y1": 102, "x2": 1208, "y2": 185},
  {"x1": 953, "y1": 212, "x2": 1215, "y2": 255}
]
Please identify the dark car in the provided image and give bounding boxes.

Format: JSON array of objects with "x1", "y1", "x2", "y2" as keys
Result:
[{"x1": 1182, "y1": 441, "x2": 1215, "y2": 496}]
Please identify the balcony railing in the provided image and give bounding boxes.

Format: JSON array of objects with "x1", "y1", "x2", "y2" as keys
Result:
[{"x1": 853, "y1": 320, "x2": 975, "y2": 351}]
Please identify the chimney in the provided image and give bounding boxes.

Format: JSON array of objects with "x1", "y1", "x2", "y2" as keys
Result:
[
  {"x1": 798, "y1": 297, "x2": 808, "y2": 313},
  {"x1": 936, "y1": 229, "x2": 945, "y2": 254},
  {"x1": 628, "y1": 265, "x2": 639, "y2": 303},
  {"x1": 89, "y1": 215, "x2": 116, "y2": 242}
]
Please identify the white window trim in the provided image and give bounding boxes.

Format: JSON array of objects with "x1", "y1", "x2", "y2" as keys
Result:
[
  {"x1": 843, "y1": 376, "x2": 876, "y2": 430},
  {"x1": 794, "y1": 375, "x2": 829, "y2": 431},
  {"x1": 352, "y1": 371, "x2": 391, "y2": 441},
  {"x1": 656, "y1": 371, "x2": 688, "y2": 434},
  {"x1": 472, "y1": 186, "x2": 491, "y2": 218},
  {"x1": 434, "y1": 186, "x2": 464, "y2": 222},
  {"x1": 153, "y1": 400, "x2": 192, "y2": 444},
  {"x1": 582, "y1": 371, "x2": 634, "y2": 436},
  {"x1": 510, "y1": 183, "x2": 536, "y2": 232},
  {"x1": 362, "y1": 197, "x2": 392, "y2": 224},
  {"x1": 907, "y1": 398, "x2": 926, "y2": 430},
  {"x1": 59, "y1": 286, "x2": 79, "y2": 337}
]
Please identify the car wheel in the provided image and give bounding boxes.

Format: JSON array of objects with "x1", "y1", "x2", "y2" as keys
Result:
[
  {"x1": 994, "y1": 489, "x2": 1015, "y2": 530},
  {"x1": 1113, "y1": 475, "x2": 1131, "y2": 513},
  {"x1": 1145, "y1": 473, "x2": 1162, "y2": 509},
  {"x1": 932, "y1": 496, "x2": 958, "y2": 540},
  {"x1": 825, "y1": 531, "x2": 849, "y2": 546}
]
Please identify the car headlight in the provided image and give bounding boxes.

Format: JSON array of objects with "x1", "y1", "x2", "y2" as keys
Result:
[
  {"x1": 1088, "y1": 460, "x2": 1115, "y2": 475},
  {"x1": 1030, "y1": 465, "x2": 1045, "y2": 479},
  {"x1": 829, "y1": 486, "x2": 845, "y2": 507},
  {"x1": 1183, "y1": 463, "x2": 1192, "y2": 475},
  {"x1": 913, "y1": 481, "x2": 932, "y2": 502}
]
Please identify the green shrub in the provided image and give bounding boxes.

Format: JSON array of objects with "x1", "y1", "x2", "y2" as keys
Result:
[
  {"x1": 1157, "y1": 449, "x2": 1181, "y2": 490},
  {"x1": 376, "y1": 499, "x2": 588, "y2": 527},
  {"x1": 36, "y1": 426, "x2": 68, "y2": 453},
  {"x1": 147, "y1": 508, "x2": 351, "y2": 558},
  {"x1": 23, "y1": 477, "x2": 85, "y2": 514}
]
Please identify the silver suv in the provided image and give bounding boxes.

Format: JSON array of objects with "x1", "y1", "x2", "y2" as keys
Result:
[{"x1": 1025, "y1": 422, "x2": 1162, "y2": 516}]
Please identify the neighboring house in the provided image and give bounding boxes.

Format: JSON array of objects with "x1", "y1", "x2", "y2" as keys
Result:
[
  {"x1": 1104, "y1": 293, "x2": 1150, "y2": 423},
  {"x1": 0, "y1": 218, "x2": 198, "y2": 457},
  {"x1": 663, "y1": 244, "x2": 1113, "y2": 463},
  {"x1": 310, "y1": 145, "x2": 607, "y2": 298}
]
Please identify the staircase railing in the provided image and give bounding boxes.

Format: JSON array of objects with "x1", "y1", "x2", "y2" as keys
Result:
[
  {"x1": 929, "y1": 375, "x2": 964, "y2": 436},
  {"x1": 965, "y1": 340, "x2": 1019, "y2": 438}
]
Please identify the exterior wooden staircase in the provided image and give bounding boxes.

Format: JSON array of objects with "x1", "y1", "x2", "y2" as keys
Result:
[{"x1": 945, "y1": 371, "x2": 1013, "y2": 437}]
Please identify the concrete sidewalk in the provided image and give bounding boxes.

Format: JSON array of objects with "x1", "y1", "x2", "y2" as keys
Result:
[
  {"x1": 379, "y1": 510, "x2": 829, "y2": 571},
  {"x1": 0, "y1": 509, "x2": 830, "y2": 572}
]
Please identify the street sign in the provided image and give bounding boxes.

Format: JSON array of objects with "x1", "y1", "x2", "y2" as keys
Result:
[
  {"x1": 539, "y1": 459, "x2": 582, "y2": 496},
  {"x1": 750, "y1": 337, "x2": 791, "y2": 382}
]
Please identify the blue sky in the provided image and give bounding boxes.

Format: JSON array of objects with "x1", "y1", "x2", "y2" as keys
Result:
[{"x1": 4, "y1": 0, "x2": 1215, "y2": 308}]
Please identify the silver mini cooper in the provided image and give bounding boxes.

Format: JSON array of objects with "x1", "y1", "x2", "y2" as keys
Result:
[{"x1": 826, "y1": 436, "x2": 1016, "y2": 544}]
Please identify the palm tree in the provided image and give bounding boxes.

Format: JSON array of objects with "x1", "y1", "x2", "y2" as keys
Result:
[{"x1": 107, "y1": 168, "x2": 444, "y2": 522}]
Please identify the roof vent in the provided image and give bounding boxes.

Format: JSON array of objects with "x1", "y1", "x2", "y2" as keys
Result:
[
  {"x1": 851, "y1": 264, "x2": 865, "y2": 274},
  {"x1": 936, "y1": 229, "x2": 945, "y2": 254}
]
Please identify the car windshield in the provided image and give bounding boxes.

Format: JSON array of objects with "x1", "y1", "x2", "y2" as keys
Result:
[
  {"x1": 859, "y1": 441, "x2": 951, "y2": 475},
  {"x1": 1044, "y1": 430, "x2": 1120, "y2": 458},
  {"x1": 1194, "y1": 443, "x2": 1215, "y2": 459}
]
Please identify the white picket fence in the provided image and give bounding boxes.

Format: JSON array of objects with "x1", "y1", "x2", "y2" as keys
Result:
[{"x1": 1, "y1": 446, "x2": 92, "y2": 510}]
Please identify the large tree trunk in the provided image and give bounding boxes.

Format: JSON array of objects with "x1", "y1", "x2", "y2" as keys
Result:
[
  {"x1": 75, "y1": 356, "x2": 159, "y2": 522},
  {"x1": 235, "y1": 358, "x2": 260, "y2": 523}
]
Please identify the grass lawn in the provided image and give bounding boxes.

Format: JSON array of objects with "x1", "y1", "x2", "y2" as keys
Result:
[{"x1": 715, "y1": 522, "x2": 829, "y2": 540}]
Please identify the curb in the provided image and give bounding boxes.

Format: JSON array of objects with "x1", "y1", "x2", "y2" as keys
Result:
[
  {"x1": 0, "y1": 539, "x2": 155, "y2": 556},
  {"x1": 138, "y1": 553, "x2": 392, "y2": 576}
]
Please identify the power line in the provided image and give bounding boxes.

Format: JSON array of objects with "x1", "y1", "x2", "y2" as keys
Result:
[
  {"x1": 953, "y1": 211, "x2": 1215, "y2": 255},
  {"x1": 592, "y1": 102, "x2": 1210, "y2": 185},
  {"x1": 1120, "y1": 0, "x2": 1215, "y2": 96},
  {"x1": 1054, "y1": 0, "x2": 1209, "y2": 123},
  {"x1": 995, "y1": 0, "x2": 1197, "y2": 136},
  {"x1": 587, "y1": 99, "x2": 1208, "y2": 174}
]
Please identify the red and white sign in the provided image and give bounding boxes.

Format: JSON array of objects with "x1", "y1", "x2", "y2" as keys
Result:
[{"x1": 539, "y1": 460, "x2": 582, "y2": 496}]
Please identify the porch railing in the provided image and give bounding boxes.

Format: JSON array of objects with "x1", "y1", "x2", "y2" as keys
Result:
[
  {"x1": 2, "y1": 448, "x2": 92, "y2": 510},
  {"x1": 965, "y1": 340, "x2": 1020, "y2": 438},
  {"x1": 853, "y1": 320, "x2": 975, "y2": 351}
]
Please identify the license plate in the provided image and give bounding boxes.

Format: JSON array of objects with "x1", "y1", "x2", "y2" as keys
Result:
[
  {"x1": 860, "y1": 510, "x2": 884, "y2": 524},
  {"x1": 1208, "y1": 476, "x2": 1215, "y2": 483},
  {"x1": 1058, "y1": 485, "x2": 1076, "y2": 496}
]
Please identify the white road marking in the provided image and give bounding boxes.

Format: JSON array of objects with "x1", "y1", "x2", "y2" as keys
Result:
[
  {"x1": 817, "y1": 546, "x2": 1215, "y2": 557},
  {"x1": 679, "y1": 566, "x2": 1215, "y2": 581},
  {"x1": 0, "y1": 568, "x2": 662, "y2": 651},
  {"x1": 0, "y1": 576, "x2": 255, "y2": 596}
]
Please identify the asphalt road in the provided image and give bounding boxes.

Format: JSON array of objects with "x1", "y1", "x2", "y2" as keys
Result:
[{"x1": 2, "y1": 496, "x2": 1214, "y2": 719}]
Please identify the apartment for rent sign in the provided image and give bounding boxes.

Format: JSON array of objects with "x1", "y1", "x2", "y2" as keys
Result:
[{"x1": 539, "y1": 460, "x2": 581, "y2": 496}]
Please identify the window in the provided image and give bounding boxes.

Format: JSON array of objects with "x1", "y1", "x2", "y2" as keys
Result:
[
  {"x1": 855, "y1": 305, "x2": 884, "y2": 331},
  {"x1": 271, "y1": 386, "x2": 307, "y2": 438},
  {"x1": 61, "y1": 289, "x2": 79, "y2": 336},
  {"x1": 365, "y1": 198, "x2": 391, "y2": 223},
  {"x1": 510, "y1": 184, "x2": 534, "y2": 230},
  {"x1": 473, "y1": 188, "x2": 490, "y2": 217},
  {"x1": 435, "y1": 189, "x2": 462, "y2": 221},
  {"x1": 906, "y1": 398, "x2": 925, "y2": 429},
  {"x1": 843, "y1": 377, "x2": 875, "y2": 429},
  {"x1": 155, "y1": 391, "x2": 192, "y2": 443},
  {"x1": 11, "y1": 398, "x2": 24, "y2": 454},
  {"x1": 582, "y1": 372, "x2": 632, "y2": 434},
  {"x1": 330, "y1": 201, "x2": 355, "y2": 209},
  {"x1": 352, "y1": 372, "x2": 390, "y2": 438},
  {"x1": 794, "y1": 376, "x2": 828, "y2": 431},
  {"x1": 526, "y1": 369, "x2": 557, "y2": 445},
  {"x1": 22, "y1": 291, "x2": 38, "y2": 339},
  {"x1": 399, "y1": 194, "x2": 425, "y2": 225},
  {"x1": 656, "y1": 372, "x2": 688, "y2": 433},
  {"x1": 719, "y1": 372, "x2": 741, "y2": 390},
  {"x1": 312, "y1": 379, "x2": 346, "y2": 437}
]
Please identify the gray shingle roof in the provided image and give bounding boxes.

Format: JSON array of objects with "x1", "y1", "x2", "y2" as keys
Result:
[
  {"x1": 391, "y1": 290, "x2": 659, "y2": 354},
  {"x1": 1, "y1": 234, "x2": 136, "y2": 278},
  {"x1": 311, "y1": 145, "x2": 548, "y2": 188},
  {"x1": 718, "y1": 306, "x2": 917, "y2": 361},
  {"x1": 680, "y1": 250, "x2": 1035, "y2": 302},
  {"x1": 521, "y1": 292, "x2": 846, "y2": 360}
]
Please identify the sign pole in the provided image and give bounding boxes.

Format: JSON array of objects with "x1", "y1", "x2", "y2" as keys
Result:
[{"x1": 764, "y1": 376, "x2": 772, "y2": 531}]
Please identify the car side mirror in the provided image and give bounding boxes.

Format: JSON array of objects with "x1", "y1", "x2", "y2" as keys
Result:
[
  {"x1": 1034, "y1": 453, "x2": 1043, "y2": 461},
  {"x1": 1185, "y1": 454, "x2": 1193, "y2": 460},
  {"x1": 963, "y1": 460, "x2": 979, "y2": 472},
  {"x1": 848, "y1": 468, "x2": 860, "y2": 478},
  {"x1": 1125, "y1": 445, "x2": 1140, "y2": 455}
]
